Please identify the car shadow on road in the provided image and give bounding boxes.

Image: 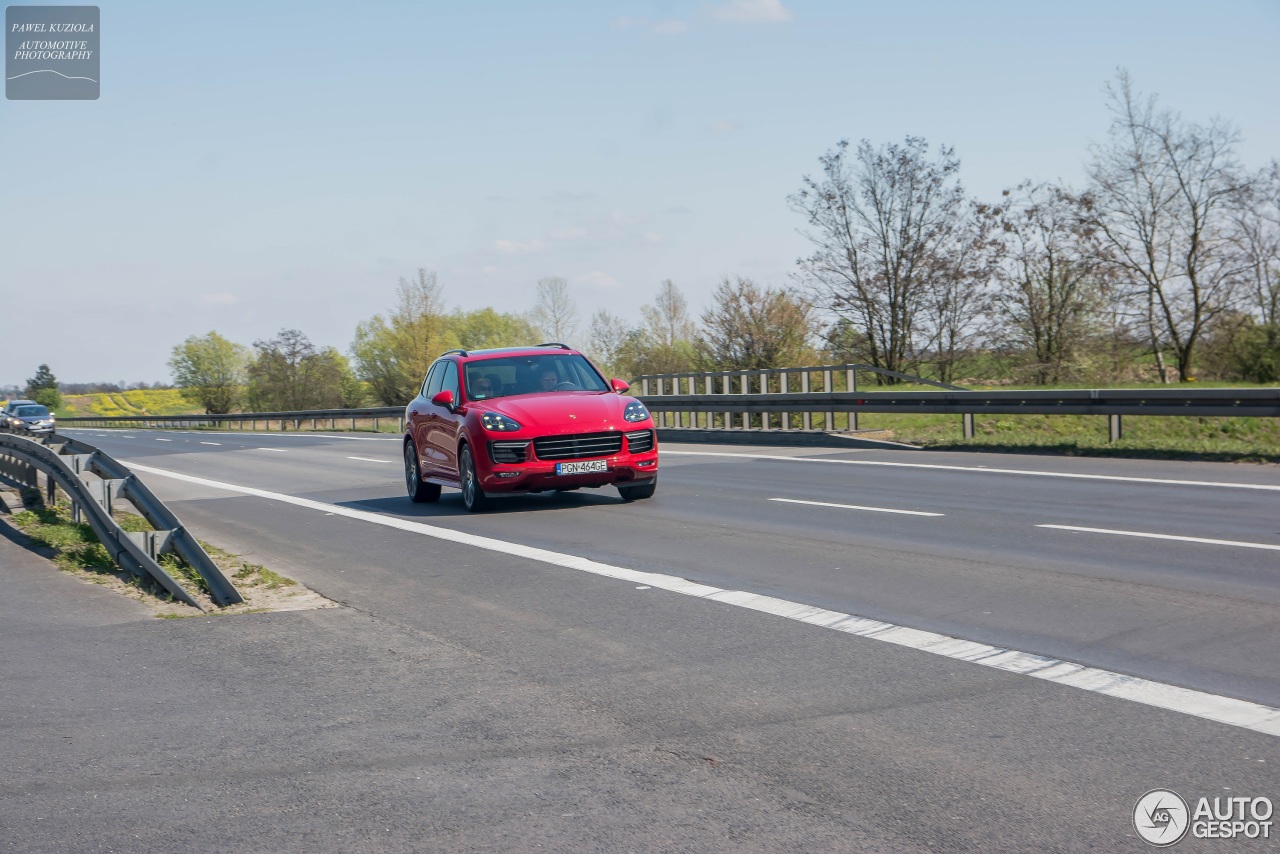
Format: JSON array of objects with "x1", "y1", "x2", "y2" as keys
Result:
[{"x1": 334, "y1": 489, "x2": 624, "y2": 518}]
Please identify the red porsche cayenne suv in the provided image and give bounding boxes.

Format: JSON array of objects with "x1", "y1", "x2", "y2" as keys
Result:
[{"x1": 403, "y1": 344, "x2": 658, "y2": 511}]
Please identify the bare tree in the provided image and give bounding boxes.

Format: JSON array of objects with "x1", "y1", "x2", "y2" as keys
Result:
[
  {"x1": 698, "y1": 277, "x2": 817, "y2": 370},
  {"x1": 586, "y1": 309, "x2": 634, "y2": 376},
  {"x1": 985, "y1": 183, "x2": 1113, "y2": 384},
  {"x1": 1233, "y1": 160, "x2": 1280, "y2": 330},
  {"x1": 1087, "y1": 71, "x2": 1251, "y2": 381},
  {"x1": 529, "y1": 276, "x2": 579, "y2": 342},
  {"x1": 790, "y1": 137, "x2": 973, "y2": 382},
  {"x1": 641, "y1": 279, "x2": 698, "y2": 347}
]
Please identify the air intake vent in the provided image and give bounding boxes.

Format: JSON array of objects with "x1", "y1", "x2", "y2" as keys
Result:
[
  {"x1": 625, "y1": 430, "x2": 654, "y2": 454},
  {"x1": 533, "y1": 431, "x2": 623, "y2": 461},
  {"x1": 489, "y1": 441, "x2": 529, "y2": 464}
]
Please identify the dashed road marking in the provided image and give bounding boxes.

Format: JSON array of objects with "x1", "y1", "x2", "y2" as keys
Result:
[{"x1": 121, "y1": 460, "x2": 1280, "y2": 739}]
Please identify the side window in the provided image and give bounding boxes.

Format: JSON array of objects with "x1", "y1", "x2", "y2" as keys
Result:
[
  {"x1": 424, "y1": 362, "x2": 445, "y2": 398},
  {"x1": 441, "y1": 361, "x2": 460, "y2": 399}
]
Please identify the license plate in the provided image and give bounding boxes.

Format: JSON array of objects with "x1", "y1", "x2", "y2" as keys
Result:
[{"x1": 556, "y1": 460, "x2": 608, "y2": 475}]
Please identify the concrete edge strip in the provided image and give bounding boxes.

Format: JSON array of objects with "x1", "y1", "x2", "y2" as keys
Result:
[
  {"x1": 124, "y1": 460, "x2": 1280, "y2": 739},
  {"x1": 661, "y1": 450, "x2": 1280, "y2": 492}
]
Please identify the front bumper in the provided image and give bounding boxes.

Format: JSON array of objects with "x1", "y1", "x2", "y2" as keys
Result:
[{"x1": 478, "y1": 430, "x2": 658, "y2": 493}]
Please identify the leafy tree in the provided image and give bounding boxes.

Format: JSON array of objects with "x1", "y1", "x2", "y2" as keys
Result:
[
  {"x1": 168, "y1": 331, "x2": 250, "y2": 414},
  {"x1": 31, "y1": 387, "x2": 62, "y2": 410},
  {"x1": 25, "y1": 364, "x2": 61, "y2": 409},
  {"x1": 698, "y1": 277, "x2": 818, "y2": 371},
  {"x1": 246, "y1": 329, "x2": 353, "y2": 411},
  {"x1": 351, "y1": 270, "x2": 460, "y2": 405},
  {"x1": 450, "y1": 307, "x2": 537, "y2": 351}
]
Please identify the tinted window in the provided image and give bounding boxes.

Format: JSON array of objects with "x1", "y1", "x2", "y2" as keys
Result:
[
  {"x1": 441, "y1": 361, "x2": 460, "y2": 399},
  {"x1": 16, "y1": 405, "x2": 49, "y2": 417},
  {"x1": 424, "y1": 362, "x2": 446, "y2": 398},
  {"x1": 463, "y1": 354, "x2": 607, "y2": 397}
]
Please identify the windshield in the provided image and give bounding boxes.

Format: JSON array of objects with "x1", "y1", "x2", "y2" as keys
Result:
[
  {"x1": 464, "y1": 354, "x2": 608, "y2": 400},
  {"x1": 16, "y1": 405, "x2": 50, "y2": 417}
]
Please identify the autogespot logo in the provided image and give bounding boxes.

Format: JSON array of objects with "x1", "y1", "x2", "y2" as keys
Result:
[{"x1": 1135, "y1": 789, "x2": 1190, "y2": 847}]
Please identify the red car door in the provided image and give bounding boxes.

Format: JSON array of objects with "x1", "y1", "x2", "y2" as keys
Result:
[
  {"x1": 426, "y1": 360, "x2": 463, "y2": 481},
  {"x1": 412, "y1": 362, "x2": 445, "y2": 477}
]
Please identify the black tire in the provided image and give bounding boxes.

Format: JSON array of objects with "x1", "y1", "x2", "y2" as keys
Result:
[
  {"x1": 459, "y1": 445, "x2": 489, "y2": 512},
  {"x1": 618, "y1": 478, "x2": 656, "y2": 502},
  {"x1": 404, "y1": 439, "x2": 441, "y2": 503}
]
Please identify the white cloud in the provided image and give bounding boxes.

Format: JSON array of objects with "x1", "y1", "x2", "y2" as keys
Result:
[
  {"x1": 481, "y1": 265, "x2": 498, "y2": 274},
  {"x1": 712, "y1": 0, "x2": 793, "y2": 23},
  {"x1": 494, "y1": 239, "x2": 549, "y2": 255},
  {"x1": 608, "y1": 210, "x2": 649, "y2": 226},
  {"x1": 711, "y1": 120, "x2": 738, "y2": 132},
  {"x1": 200, "y1": 292, "x2": 238, "y2": 306},
  {"x1": 653, "y1": 19, "x2": 688, "y2": 34},
  {"x1": 643, "y1": 232, "x2": 663, "y2": 243},
  {"x1": 551, "y1": 225, "x2": 589, "y2": 240},
  {"x1": 574, "y1": 271, "x2": 621, "y2": 290},
  {"x1": 611, "y1": 16, "x2": 646, "y2": 28}
]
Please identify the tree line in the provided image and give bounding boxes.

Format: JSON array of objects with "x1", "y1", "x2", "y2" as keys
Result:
[{"x1": 164, "y1": 71, "x2": 1276, "y2": 413}]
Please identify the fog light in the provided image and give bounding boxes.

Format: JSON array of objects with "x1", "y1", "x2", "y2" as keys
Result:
[
  {"x1": 637, "y1": 459, "x2": 656, "y2": 468},
  {"x1": 496, "y1": 471, "x2": 520, "y2": 478}
]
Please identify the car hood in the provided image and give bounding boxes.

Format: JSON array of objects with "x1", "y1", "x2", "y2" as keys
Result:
[{"x1": 482, "y1": 392, "x2": 634, "y2": 433}]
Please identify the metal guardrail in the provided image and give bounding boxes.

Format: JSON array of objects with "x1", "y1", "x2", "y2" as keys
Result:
[
  {"x1": 0, "y1": 433, "x2": 243, "y2": 609},
  {"x1": 48, "y1": 364, "x2": 1280, "y2": 445},
  {"x1": 637, "y1": 383, "x2": 1280, "y2": 441},
  {"x1": 55, "y1": 406, "x2": 405, "y2": 432}
]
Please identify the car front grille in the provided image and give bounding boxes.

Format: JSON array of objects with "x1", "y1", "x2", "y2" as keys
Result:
[
  {"x1": 489, "y1": 441, "x2": 529, "y2": 464},
  {"x1": 533, "y1": 431, "x2": 623, "y2": 461},
  {"x1": 625, "y1": 429, "x2": 654, "y2": 454}
]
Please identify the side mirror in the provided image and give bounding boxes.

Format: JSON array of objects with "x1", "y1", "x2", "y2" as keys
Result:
[
  {"x1": 610, "y1": 378, "x2": 630, "y2": 394},
  {"x1": 431, "y1": 389, "x2": 455, "y2": 409}
]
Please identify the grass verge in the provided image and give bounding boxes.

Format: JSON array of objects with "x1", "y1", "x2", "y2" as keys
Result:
[{"x1": 3, "y1": 490, "x2": 336, "y2": 618}]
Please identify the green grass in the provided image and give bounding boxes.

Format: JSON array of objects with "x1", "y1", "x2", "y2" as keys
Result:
[
  {"x1": 854, "y1": 412, "x2": 1280, "y2": 462},
  {"x1": 234, "y1": 562, "x2": 296, "y2": 589},
  {"x1": 13, "y1": 506, "x2": 121, "y2": 573}
]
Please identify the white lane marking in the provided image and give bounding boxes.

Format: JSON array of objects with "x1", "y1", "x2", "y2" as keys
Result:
[
  {"x1": 1038, "y1": 524, "x2": 1280, "y2": 552},
  {"x1": 155, "y1": 438, "x2": 172, "y2": 442},
  {"x1": 200, "y1": 442, "x2": 221, "y2": 446},
  {"x1": 347, "y1": 456, "x2": 392, "y2": 464},
  {"x1": 770, "y1": 497, "x2": 943, "y2": 517},
  {"x1": 120, "y1": 460, "x2": 1280, "y2": 739},
  {"x1": 663, "y1": 450, "x2": 1280, "y2": 492},
  {"x1": 256, "y1": 448, "x2": 287, "y2": 453},
  {"x1": 61, "y1": 427, "x2": 398, "y2": 442},
  {"x1": 121, "y1": 435, "x2": 135, "y2": 439}
]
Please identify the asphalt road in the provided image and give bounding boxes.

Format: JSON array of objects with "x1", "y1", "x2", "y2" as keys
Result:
[{"x1": 4, "y1": 427, "x2": 1279, "y2": 852}]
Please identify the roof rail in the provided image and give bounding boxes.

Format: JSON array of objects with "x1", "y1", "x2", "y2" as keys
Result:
[
  {"x1": 537, "y1": 342, "x2": 572, "y2": 350},
  {"x1": 441, "y1": 348, "x2": 468, "y2": 357}
]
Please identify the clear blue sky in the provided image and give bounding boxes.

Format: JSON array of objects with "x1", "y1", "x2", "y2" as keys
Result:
[{"x1": 2, "y1": 0, "x2": 1277, "y2": 387}]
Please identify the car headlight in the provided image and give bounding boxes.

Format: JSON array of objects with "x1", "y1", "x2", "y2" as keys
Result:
[
  {"x1": 481, "y1": 411, "x2": 522, "y2": 431},
  {"x1": 623, "y1": 400, "x2": 650, "y2": 422}
]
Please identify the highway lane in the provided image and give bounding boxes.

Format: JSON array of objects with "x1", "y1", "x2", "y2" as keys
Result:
[
  {"x1": 66, "y1": 428, "x2": 1280, "y2": 707},
  {"x1": 5, "y1": 427, "x2": 1273, "y2": 851}
]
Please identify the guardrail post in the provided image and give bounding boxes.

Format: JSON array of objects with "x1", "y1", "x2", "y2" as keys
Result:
[
  {"x1": 780, "y1": 371, "x2": 790, "y2": 430},
  {"x1": 721, "y1": 375, "x2": 730, "y2": 429},
  {"x1": 963, "y1": 413, "x2": 975, "y2": 439},
  {"x1": 801, "y1": 372, "x2": 812, "y2": 430},
  {"x1": 847, "y1": 368, "x2": 858, "y2": 430},
  {"x1": 1109, "y1": 414, "x2": 1123, "y2": 443},
  {"x1": 740, "y1": 373, "x2": 749, "y2": 429},
  {"x1": 824, "y1": 369, "x2": 834, "y2": 430}
]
